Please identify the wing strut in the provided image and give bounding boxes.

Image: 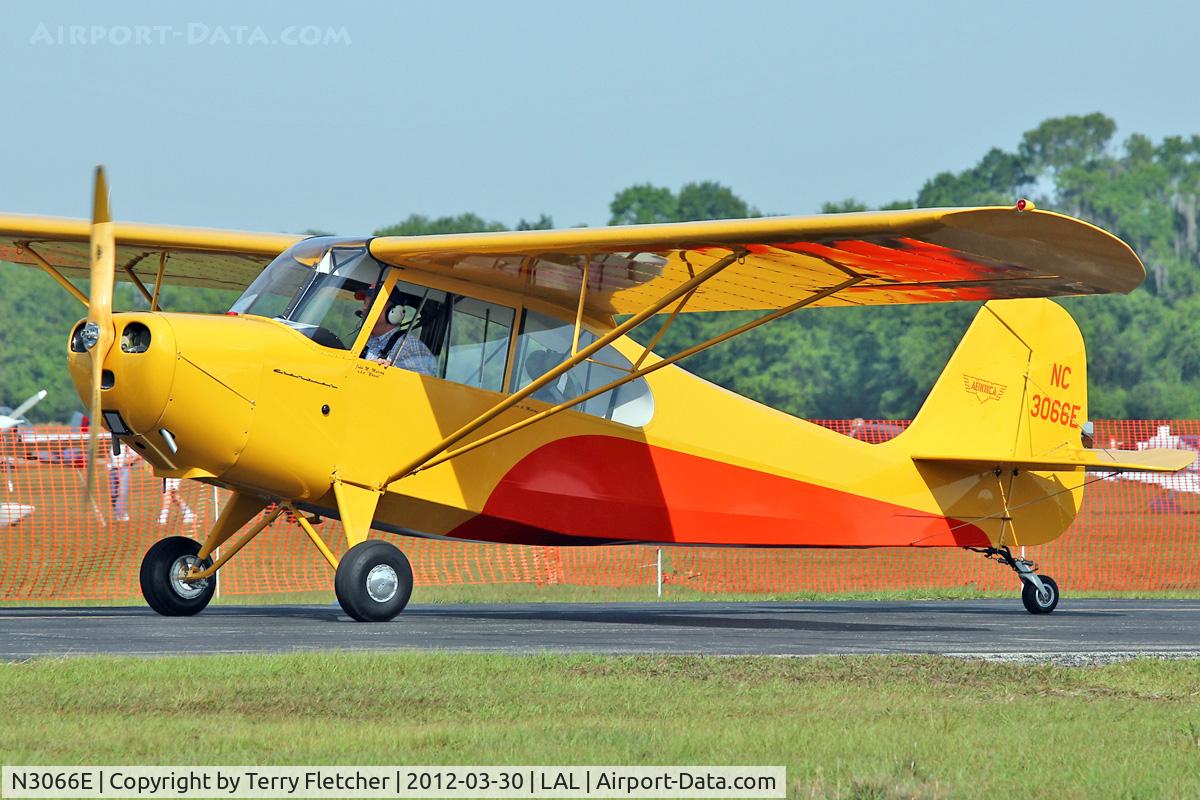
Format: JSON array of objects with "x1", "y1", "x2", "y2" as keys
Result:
[
  {"x1": 570, "y1": 255, "x2": 590, "y2": 356},
  {"x1": 381, "y1": 247, "x2": 750, "y2": 488},
  {"x1": 121, "y1": 253, "x2": 155, "y2": 306},
  {"x1": 632, "y1": 287, "x2": 698, "y2": 371},
  {"x1": 387, "y1": 272, "x2": 865, "y2": 488},
  {"x1": 20, "y1": 242, "x2": 90, "y2": 308},
  {"x1": 151, "y1": 251, "x2": 167, "y2": 311}
]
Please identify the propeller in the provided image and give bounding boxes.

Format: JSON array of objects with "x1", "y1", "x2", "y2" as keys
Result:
[{"x1": 82, "y1": 166, "x2": 116, "y2": 503}]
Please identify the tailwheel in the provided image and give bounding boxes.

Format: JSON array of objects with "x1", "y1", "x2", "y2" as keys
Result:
[
  {"x1": 1021, "y1": 574, "x2": 1059, "y2": 615},
  {"x1": 140, "y1": 535, "x2": 216, "y2": 616},
  {"x1": 334, "y1": 540, "x2": 413, "y2": 622},
  {"x1": 970, "y1": 545, "x2": 1061, "y2": 615}
]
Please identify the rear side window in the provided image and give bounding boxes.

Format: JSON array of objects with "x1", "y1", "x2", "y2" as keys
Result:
[{"x1": 511, "y1": 310, "x2": 654, "y2": 427}]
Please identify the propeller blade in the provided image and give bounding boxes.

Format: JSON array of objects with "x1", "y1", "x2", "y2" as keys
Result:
[{"x1": 84, "y1": 166, "x2": 116, "y2": 504}]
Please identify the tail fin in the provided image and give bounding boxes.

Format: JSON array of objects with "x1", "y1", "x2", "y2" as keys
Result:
[
  {"x1": 897, "y1": 299, "x2": 1089, "y2": 548},
  {"x1": 904, "y1": 298, "x2": 1088, "y2": 462},
  {"x1": 900, "y1": 298, "x2": 1193, "y2": 547}
]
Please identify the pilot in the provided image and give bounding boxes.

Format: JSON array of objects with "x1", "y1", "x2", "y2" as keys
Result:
[{"x1": 360, "y1": 288, "x2": 438, "y2": 376}]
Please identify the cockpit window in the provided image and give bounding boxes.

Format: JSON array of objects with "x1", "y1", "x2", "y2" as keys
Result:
[{"x1": 230, "y1": 237, "x2": 386, "y2": 350}]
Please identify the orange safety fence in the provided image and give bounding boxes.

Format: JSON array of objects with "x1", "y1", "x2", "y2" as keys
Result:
[{"x1": 1, "y1": 420, "x2": 1198, "y2": 601}]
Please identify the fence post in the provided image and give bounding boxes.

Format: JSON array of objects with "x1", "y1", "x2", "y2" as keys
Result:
[{"x1": 657, "y1": 548, "x2": 663, "y2": 599}]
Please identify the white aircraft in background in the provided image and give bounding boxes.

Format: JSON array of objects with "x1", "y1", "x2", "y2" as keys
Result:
[
  {"x1": 0, "y1": 389, "x2": 47, "y2": 526},
  {"x1": 0, "y1": 389, "x2": 47, "y2": 431},
  {"x1": 1108, "y1": 425, "x2": 1200, "y2": 496}
]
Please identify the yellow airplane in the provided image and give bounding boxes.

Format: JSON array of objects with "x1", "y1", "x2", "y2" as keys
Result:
[{"x1": 0, "y1": 170, "x2": 1192, "y2": 621}]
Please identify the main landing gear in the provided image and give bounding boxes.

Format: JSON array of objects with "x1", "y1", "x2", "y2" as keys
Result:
[
  {"x1": 138, "y1": 492, "x2": 416, "y2": 623},
  {"x1": 139, "y1": 535, "x2": 217, "y2": 616},
  {"x1": 334, "y1": 540, "x2": 414, "y2": 622},
  {"x1": 972, "y1": 546, "x2": 1060, "y2": 614}
]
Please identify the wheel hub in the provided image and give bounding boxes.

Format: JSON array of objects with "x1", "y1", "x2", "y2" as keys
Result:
[
  {"x1": 366, "y1": 564, "x2": 398, "y2": 603},
  {"x1": 170, "y1": 555, "x2": 208, "y2": 599}
]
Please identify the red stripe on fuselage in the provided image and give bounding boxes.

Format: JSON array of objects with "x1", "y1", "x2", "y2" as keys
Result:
[{"x1": 450, "y1": 436, "x2": 988, "y2": 548}]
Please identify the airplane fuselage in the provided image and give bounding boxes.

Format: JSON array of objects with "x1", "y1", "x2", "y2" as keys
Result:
[{"x1": 69, "y1": 296, "x2": 1083, "y2": 552}]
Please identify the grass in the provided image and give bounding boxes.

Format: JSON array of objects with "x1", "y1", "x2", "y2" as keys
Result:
[{"x1": 3, "y1": 652, "x2": 1200, "y2": 798}]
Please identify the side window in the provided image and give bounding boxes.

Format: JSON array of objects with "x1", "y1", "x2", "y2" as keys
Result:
[
  {"x1": 373, "y1": 279, "x2": 514, "y2": 391},
  {"x1": 444, "y1": 296, "x2": 515, "y2": 392},
  {"x1": 511, "y1": 310, "x2": 654, "y2": 427}
]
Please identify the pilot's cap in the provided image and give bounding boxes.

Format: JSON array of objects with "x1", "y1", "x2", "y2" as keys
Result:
[
  {"x1": 1081, "y1": 420, "x2": 1095, "y2": 438},
  {"x1": 524, "y1": 349, "x2": 562, "y2": 379}
]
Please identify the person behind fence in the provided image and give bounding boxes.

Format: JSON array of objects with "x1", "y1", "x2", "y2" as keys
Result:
[
  {"x1": 106, "y1": 442, "x2": 139, "y2": 522},
  {"x1": 360, "y1": 286, "x2": 438, "y2": 375},
  {"x1": 158, "y1": 477, "x2": 196, "y2": 526}
]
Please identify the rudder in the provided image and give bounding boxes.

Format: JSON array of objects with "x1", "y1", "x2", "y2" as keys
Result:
[{"x1": 904, "y1": 298, "x2": 1088, "y2": 462}]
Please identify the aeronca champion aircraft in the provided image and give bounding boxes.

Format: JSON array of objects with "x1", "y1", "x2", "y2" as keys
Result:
[{"x1": 0, "y1": 169, "x2": 1192, "y2": 621}]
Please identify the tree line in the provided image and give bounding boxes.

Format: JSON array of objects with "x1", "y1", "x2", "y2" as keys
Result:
[{"x1": 3, "y1": 112, "x2": 1198, "y2": 423}]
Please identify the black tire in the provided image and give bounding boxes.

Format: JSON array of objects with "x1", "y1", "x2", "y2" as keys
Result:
[
  {"x1": 334, "y1": 540, "x2": 413, "y2": 622},
  {"x1": 1021, "y1": 574, "x2": 1059, "y2": 614},
  {"x1": 139, "y1": 536, "x2": 216, "y2": 616}
]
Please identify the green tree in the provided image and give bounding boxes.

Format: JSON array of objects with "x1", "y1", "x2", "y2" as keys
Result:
[
  {"x1": 608, "y1": 181, "x2": 757, "y2": 225},
  {"x1": 821, "y1": 199, "x2": 868, "y2": 213},
  {"x1": 676, "y1": 181, "x2": 758, "y2": 221},
  {"x1": 917, "y1": 147, "x2": 1032, "y2": 207},
  {"x1": 0, "y1": 262, "x2": 90, "y2": 422},
  {"x1": 516, "y1": 214, "x2": 554, "y2": 230},
  {"x1": 1019, "y1": 112, "x2": 1117, "y2": 175},
  {"x1": 608, "y1": 184, "x2": 678, "y2": 225},
  {"x1": 373, "y1": 213, "x2": 506, "y2": 237}
]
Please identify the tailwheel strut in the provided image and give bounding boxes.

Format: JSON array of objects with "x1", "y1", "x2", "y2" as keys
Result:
[{"x1": 970, "y1": 546, "x2": 1060, "y2": 615}]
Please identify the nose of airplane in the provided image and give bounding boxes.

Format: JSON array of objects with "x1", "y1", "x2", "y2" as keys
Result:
[
  {"x1": 67, "y1": 312, "x2": 260, "y2": 479},
  {"x1": 68, "y1": 312, "x2": 177, "y2": 439}
]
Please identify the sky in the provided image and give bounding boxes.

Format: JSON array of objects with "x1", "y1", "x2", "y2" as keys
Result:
[{"x1": 1, "y1": 0, "x2": 1197, "y2": 235}]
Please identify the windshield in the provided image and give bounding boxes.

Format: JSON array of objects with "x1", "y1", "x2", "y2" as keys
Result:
[{"x1": 230, "y1": 237, "x2": 386, "y2": 350}]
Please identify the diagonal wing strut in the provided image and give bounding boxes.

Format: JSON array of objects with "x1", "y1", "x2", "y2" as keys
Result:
[{"x1": 382, "y1": 254, "x2": 865, "y2": 490}]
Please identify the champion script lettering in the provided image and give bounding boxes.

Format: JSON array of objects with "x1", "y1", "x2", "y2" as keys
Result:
[{"x1": 272, "y1": 368, "x2": 338, "y2": 389}]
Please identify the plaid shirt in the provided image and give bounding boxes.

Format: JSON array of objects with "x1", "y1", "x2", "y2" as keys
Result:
[{"x1": 364, "y1": 329, "x2": 438, "y2": 376}]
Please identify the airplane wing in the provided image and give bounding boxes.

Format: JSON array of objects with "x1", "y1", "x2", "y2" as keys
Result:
[
  {"x1": 913, "y1": 447, "x2": 1195, "y2": 473},
  {"x1": 0, "y1": 214, "x2": 301, "y2": 293},
  {"x1": 369, "y1": 206, "x2": 1146, "y2": 316}
]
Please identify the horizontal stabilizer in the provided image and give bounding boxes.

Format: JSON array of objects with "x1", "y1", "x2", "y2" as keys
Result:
[{"x1": 913, "y1": 447, "x2": 1195, "y2": 473}]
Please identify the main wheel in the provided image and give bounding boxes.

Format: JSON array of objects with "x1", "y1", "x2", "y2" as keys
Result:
[
  {"x1": 334, "y1": 540, "x2": 413, "y2": 622},
  {"x1": 1021, "y1": 574, "x2": 1059, "y2": 614},
  {"x1": 140, "y1": 536, "x2": 216, "y2": 616}
]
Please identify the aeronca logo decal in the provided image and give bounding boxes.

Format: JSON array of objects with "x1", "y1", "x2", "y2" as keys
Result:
[{"x1": 962, "y1": 374, "x2": 1007, "y2": 403}]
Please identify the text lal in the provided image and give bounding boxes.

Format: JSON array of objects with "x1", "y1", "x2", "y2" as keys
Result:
[{"x1": 541, "y1": 772, "x2": 581, "y2": 790}]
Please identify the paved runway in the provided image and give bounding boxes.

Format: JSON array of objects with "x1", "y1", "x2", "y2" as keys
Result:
[{"x1": 3, "y1": 600, "x2": 1200, "y2": 660}]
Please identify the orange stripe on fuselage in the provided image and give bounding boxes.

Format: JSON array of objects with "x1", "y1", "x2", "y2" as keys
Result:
[{"x1": 450, "y1": 435, "x2": 987, "y2": 548}]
